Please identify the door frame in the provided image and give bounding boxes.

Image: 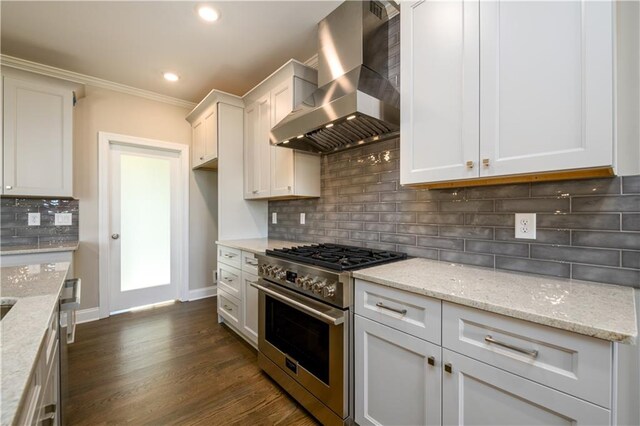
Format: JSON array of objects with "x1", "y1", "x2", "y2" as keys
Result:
[{"x1": 98, "y1": 131, "x2": 189, "y2": 319}]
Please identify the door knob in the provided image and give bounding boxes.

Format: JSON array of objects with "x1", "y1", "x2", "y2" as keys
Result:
[{"x1": 111, "y1": 234, "x2": 120, "y2": 240}]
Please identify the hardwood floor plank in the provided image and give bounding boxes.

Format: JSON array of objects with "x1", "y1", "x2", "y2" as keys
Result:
[{"x1": 67, "y1": 298, "x2": 318, "y2": 425}]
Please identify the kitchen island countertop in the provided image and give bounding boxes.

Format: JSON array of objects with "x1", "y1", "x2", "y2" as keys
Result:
[{"x1": 1, "y1": 262, "x2": 70, "y2": 425}]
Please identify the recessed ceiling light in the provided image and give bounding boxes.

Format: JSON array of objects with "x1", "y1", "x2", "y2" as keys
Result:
[
  {"x1": 163, "y1": 72, "x2": 179, "y2": 82},
  {"x1": 198, "y1": 6, "x2": 219, "y2": 22}
]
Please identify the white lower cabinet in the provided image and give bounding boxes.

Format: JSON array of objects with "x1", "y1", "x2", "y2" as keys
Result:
[
  {"x1": 354, "y1": 280, "x2": 614, "y2": 426},
  {"x1": 355, "y1": 315, "x2": 441, "y2": 426},
  {"x1": 216, "y1": 244, "x2": 259, "y2": 348},
  {"x1": 442, "y1": 349, "x2": 610, "y2": 426},
  {"x1": 242, "y1": 272, "x2": 259, "y2": 345}
]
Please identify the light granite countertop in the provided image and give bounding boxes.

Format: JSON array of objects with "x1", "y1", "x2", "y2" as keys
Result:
[
  {"x1": 216, "y1": 238, "x2": 299, "y2": 255},
  {"x1": 1, "y1": 242, "x2": 79, "y2": 256},
  {"x1": 353, "y1": 258, "x2": 637, "y2": 344},
  {"x1": 1, "y1": 262, "x2": 70, "y2": 425}
]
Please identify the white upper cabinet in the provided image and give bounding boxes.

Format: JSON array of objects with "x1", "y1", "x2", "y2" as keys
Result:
[
  {"x1": 243, "y1": 60, "x2": 320, "y2": 200},
  {"x1": 186, "y1": 94, "x2": 222, "y2": 170},
  {"x1": 479, "y1": 0, "x2": 613, "y2": 177},
  {"x1": 244, "y1": 94, "x2": 271, "y2": 198},
  {"x1": 400, "y1": 0, "x2": 479, "y2": 185},
  {"x1": 3, "y1": 75, "x2": 74, "y2": 197},
  {"x1": 401, "y1": 0, "x2": 621, "y2": 186}
]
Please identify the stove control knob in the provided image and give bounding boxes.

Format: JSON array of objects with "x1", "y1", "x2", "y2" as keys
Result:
[
  {"x1": 294, "y1": 276, "x2": 304, "y2": 287},
  {"x1": 301, "y1": 277, "x2": 314, "y2": 290},
  {"x1": 270, "y1": 266, "x2": 282, "y2": 278},
  {"x1": 276, "y1": 270, "x2": 287, "y2": 280},
  {"x1": 312, "y1": 279, "x2": 327, "y2": 295},
  {"x1": 259, "y1": 264, "x2": 270, "y2": 275},
  {"x1": 322, "y1": 283, "x2": 337, "y2": 299}
]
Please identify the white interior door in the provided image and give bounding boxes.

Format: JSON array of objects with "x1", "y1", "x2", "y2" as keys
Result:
[{"x1": 108, "y1": 143, "x2": 181, "y2": 313}]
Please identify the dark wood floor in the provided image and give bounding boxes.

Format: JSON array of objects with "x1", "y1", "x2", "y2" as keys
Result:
[{"x1": 67, "y1": 297, "x2": 317, "y2": 425}]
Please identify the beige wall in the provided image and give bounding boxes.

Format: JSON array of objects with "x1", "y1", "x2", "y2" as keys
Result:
[{"x1": 73, "y1": 85, "x2": 217, "y2": 310}]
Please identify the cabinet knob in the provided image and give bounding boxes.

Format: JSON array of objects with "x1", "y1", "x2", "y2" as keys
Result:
[
  {"x1": 427, "y1": 356, "x2": 435, "y2": 366},
  {"x1": 482, "y1": 158, "x2": 490, "y2": 167},
  {"x1": 287, "y1": 186, "x2": 292, "y2": 191},
  {"x1": 252, "y1": 190, "x2": 258, "y2": 194},
  {"x1": 466, "y1": 161, "x2": 474, "y2": 169},
  {"x1": 111, "y1": 233, "x2": 120, "y2": 240},
  {"x1": 5, "y1": 186, "x2": 12, "y2": 190},
  {"x1": 200, "y1": 156, "x2": 204, "y2": 160},
  {"x1": 444, "y1": 363, "x2": 453, "y2": 373}
]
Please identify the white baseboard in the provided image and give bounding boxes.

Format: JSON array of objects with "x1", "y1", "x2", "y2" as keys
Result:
[
  {"x1": 189, "y1": 286, "x2": 217, "y2": 301},
  {"x1": 77, "y1": 307, "x2": 101, "y2": 324},
  {"x1": 61, "y1": 307, "x2": 100, "y2": 327}
]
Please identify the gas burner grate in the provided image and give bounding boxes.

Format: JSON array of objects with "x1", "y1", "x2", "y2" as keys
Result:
[{"x1": 266, "y1": 243, "x2": 407, "y2": 271}]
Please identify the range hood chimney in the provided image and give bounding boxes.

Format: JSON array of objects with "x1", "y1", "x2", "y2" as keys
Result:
[{"x1": 270, "y1": 0, "x2": 400, "y2": 153}]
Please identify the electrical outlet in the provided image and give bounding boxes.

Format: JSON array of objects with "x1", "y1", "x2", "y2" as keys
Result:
[
  {"x1": 272, "y1": 212, "x2": 277, "y2": 224},
  {"x1": 54, "y1": 213, "x2": 73, "y2": 226},
  {"x1": 515, "y1": 213, "x2": 536, "y2": 239},
  {"x1": 27, "y1": 212, "x2": 40, "y2": 226},
  {"x1": 300, "y1": 213, "x2": 306, "y2": 225}
]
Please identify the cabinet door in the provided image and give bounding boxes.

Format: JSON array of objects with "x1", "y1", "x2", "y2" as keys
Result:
[
  {"x1": 3, "y1": 76, "x2": 73, "y2": 196},
  {"x1": 442, "y1": 349, "x2": 610, "y2": 426},
  {"x1": 479, "y1": 0, "x2": 613, "y2": 177},
  {"x1": 203, "y1": 106, "x2": 218, "y2": 162},
  {"x1": 400, "y1": 0, "x2": 480, "y2": 185},
  {"x1": 192, "y1": 117, "x2": 205, "y2": 168},
  {"x1": 355, "y1": 315, "x2": 441, "y2": 426},
  {"x1": 243, "y1": 95, "x2": 270, "y2": 199},
  {"x1": 242, "y1": 272, "x2": 259, "y2": 345},
  {"x1": 270, "y1": 79, "x2": 295, "y2": 197}
]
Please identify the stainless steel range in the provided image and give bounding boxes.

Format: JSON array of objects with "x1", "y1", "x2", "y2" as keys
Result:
[{"x1": 252, "y1": 244, "x2": 406, "y2": 425}]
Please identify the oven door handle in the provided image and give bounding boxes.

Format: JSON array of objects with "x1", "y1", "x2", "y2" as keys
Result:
[{"x1": 251, "y1": 281, "x2": 345, "y2": 326}]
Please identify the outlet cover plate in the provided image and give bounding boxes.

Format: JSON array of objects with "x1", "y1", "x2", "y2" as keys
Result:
[
  {"x1": 272, "y1": 212, "x2": 277, "y2": 224},
  {"x1": 27, "y1": 212, "x2": 41, "y2": 226},
  {"x1": 300, "y1": 213, "x2": 306, "y2": 225},
  {"x1": 515, "y1": 213, "x2": 536, "y2": 239},
  {"x1": 54, "y1": 213, "x2": 73, "y2": 226}
]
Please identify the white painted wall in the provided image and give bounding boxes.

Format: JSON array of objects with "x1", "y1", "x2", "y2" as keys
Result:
[{"x1": 73, "y1": 85, "x2": 217, "y2": 310}]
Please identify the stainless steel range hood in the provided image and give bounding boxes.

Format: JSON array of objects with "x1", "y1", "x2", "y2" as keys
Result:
[{"x1": 270, "y1": 0, "x2": 400, "y2": 154}]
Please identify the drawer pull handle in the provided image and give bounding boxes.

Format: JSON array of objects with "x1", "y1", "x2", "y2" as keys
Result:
[
  {"x1": 375, "y1": 302, "x2": 407, "y2": 315},
  {"x1": 223, "y1": 253, "x2": 237, "y2": 258},
  {"x1": 485, "y1": 335, "x2": 538, "y2": 358},
  {"x1": 245, "y1": 259, "x2": 258, "y2": 265},
  {"x1": 223, "y1": 277, "x2": 234, "y2": 282},
  {"x1": 224, "y1": 305, "x2": 232, "y2": 311},
  {"x1": 427, "y1": 356, "x2": 435, "y2": 366}
]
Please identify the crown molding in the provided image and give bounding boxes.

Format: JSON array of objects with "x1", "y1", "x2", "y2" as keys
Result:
[
  {"x1": 304, "y1": 53, "x2": 319, "y2": 70},
  {"x1": 0, "y1": 55, "x2": 197, "y2": 109}
]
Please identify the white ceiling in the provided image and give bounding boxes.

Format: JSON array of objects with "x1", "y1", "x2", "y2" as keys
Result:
[{"x1": 0, "y1": 1, "x2": 341, "y2": 103}]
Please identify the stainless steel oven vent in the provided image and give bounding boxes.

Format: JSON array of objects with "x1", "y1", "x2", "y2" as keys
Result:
[{"x1": 270, "y1": 0, "x2": 400, "y2": 153}]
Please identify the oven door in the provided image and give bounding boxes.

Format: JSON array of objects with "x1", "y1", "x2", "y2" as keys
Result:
[{"x1": 253, "y1": 279, "x2": 349, "y2": 418}]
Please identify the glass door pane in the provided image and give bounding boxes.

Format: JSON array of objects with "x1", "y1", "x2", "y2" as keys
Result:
[{"x1": 119, "y1": 153, "x2": 171, "y2": 291}]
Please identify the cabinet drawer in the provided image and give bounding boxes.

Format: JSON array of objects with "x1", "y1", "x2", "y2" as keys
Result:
[
  {"x1": 355, "y1": 279, "x2": 441, "y2": 345},
  {"x1": 217, "y1": 245, "x2": 241, "y2": 269},
  {"x1": 241, "y1": 251, "x2": 259, "y2": 275},
  {"x1": 43, "y1": 307, "x2": 59, "y2": 371},
  {"x1": 442, "y1": 302, "x2": 612, "y2": 408},
  {"x1": 218, "y1": 264, "x2": 242, "y2": 299},
  {"x1": 218, "y1": 290, "x2": 241, "y2": 329}
]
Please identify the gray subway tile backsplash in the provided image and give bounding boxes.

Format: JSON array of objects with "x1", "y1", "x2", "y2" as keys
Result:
[
  {"x1": 268, "y1": 139, "x2": 640, "y2": 287},
  {"x1": 572, "y1": 195, "x2": 640, "y2": 212},
  {"x1": 1, "y1": 197, "x2": 79, "y2": 250}
]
